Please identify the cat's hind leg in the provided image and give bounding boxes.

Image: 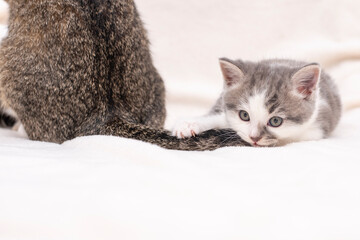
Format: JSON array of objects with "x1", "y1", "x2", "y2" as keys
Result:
[{"x1": 0, "y1": 106, "x2": 18, "y2": 129}]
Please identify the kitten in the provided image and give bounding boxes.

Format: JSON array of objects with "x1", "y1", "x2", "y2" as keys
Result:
[
  {"x1": 0, "y1": 0, "x2": 247, "y2": 150},
  {"x1": 173, "y1": 58, "x2": 342, "y2": 147}
]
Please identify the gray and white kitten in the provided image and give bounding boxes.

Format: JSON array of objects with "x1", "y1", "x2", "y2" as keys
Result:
[{"x1": 173, "y1": 58, "x2": 342, "y2": 147}]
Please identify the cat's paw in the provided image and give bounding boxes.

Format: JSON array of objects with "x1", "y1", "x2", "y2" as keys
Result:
[{"x1": 172, "y1": 120, "x2": 202, "y2": 139}]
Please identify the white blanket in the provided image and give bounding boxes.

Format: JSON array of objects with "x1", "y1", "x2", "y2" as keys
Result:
[{"x1": 1, "y1": 0, "x2": 360, "y2": 239}]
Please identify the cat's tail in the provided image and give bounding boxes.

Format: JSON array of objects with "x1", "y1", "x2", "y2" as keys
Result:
[{"x1": 75, "y1": 117, "x2": 248, "y2": 151}]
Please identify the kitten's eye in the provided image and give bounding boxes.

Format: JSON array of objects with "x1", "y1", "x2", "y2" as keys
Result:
[
  {"x1": 239, "y1": 110, "x2": 250, "y2": 121},
  {"x1": 268, "y1": 116, "x2": 283, "y2": 127}
]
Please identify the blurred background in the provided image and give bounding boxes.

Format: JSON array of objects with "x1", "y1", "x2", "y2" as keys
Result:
[
  {"x1": 135, "y1": 0, "x2": 360, "y2": 128},
  {"x1": 1, "y1": 0, "x2": 359, "y2": 128}
]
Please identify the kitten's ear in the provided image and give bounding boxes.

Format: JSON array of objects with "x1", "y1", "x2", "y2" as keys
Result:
[
  {"x1": 219, "y1": 59, "x2": 244, "y2": 88},
  {"x1": 291, "y1": 63, "x2": 321, "y2": 99}
]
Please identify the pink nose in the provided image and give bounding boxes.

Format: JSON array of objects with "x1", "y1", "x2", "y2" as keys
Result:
[{"x1": 250, "y1": 136, "x2": 262, "y2": 143}]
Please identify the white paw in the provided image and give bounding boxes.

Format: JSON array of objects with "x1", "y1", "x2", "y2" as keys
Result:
[{"x1": 172, "y1": 120, "x2": 202, "y2": 139}]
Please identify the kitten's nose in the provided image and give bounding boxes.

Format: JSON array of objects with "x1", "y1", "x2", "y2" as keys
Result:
[{"x1": 250, "y1": 136, "x2": 262, "y2": 143}]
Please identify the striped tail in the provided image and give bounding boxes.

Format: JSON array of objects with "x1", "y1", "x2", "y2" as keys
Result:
[{"x1": 75, "y1": 117, "x2": 249, "y2": 151}]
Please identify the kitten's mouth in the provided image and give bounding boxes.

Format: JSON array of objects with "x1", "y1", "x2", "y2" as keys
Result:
[
  {"x1": 251, "y1": 141, "x2": 278, "y2": 147},
  {"x1": 252, "y1": 142, "x2": 271, "y2": 147},
  {"x1": 244, "y1": 138, "x2": 266, "y2": 147}
]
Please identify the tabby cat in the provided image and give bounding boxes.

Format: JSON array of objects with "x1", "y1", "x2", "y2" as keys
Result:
[{"x1": 0, "y1": 0, "x2": 246, "y2": 150}]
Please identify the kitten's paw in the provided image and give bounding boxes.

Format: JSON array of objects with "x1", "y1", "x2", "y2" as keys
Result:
[{"x1": 172, "y1": 121, "x2": 202, "y2": 139}]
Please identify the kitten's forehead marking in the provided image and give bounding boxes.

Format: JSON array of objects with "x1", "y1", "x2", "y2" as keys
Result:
[{"x1": 266, "y1": 93, "x2": 279, "y2": 114}]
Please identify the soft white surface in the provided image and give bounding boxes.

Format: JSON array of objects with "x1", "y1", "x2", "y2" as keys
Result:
[{"x1": 1, "y1": 0, "x2": 360, "y2": 239}]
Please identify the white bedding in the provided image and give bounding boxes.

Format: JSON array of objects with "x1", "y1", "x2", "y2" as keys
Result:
[{"x1": 1, "y1": 0, "x2": 360, "y2": 239}]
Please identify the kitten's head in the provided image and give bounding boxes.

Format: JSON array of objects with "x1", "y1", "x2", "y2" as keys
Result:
[{"x1": 219, "y1": 58, "x2": 321, "y2": 147}]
